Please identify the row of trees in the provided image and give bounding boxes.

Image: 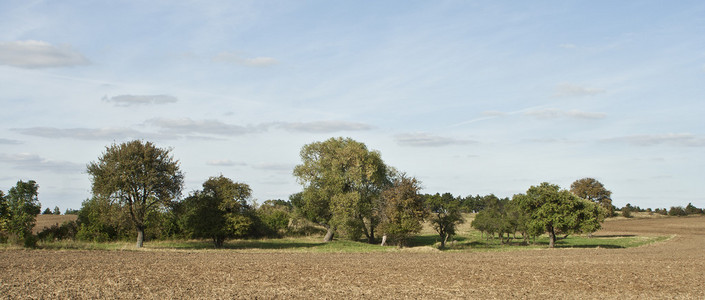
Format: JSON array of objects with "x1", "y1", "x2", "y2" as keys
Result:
[
  {"x1": 471, "y1": 182, "x2": 605, "y2": 247},
  {"x1": 5, "y1": 138, "x2": 703, "y2": 249}
]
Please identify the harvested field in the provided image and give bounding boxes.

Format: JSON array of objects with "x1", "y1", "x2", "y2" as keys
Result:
[
  {"x1": 32, "y1": 215, "x2": 78, "y2": 234},
  {"x1": 2, "y1": 216, "x2": 704, "y2": 299}
]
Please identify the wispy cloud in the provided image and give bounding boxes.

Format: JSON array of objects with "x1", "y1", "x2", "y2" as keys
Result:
[
  {"x1": 0, "y1": 153, "x2": 83, "y2": 173},
  {"x1": 103, "y1": 94, "x2": 177, "y2": 106},
  {"x1": 0, "y1": 138, "x2": 22, "y2": 145},
  {"x1": 0, "y1": 40, "x2": 90, "y2": 68},
  {"x1": 11, "y1": 127, "x2": 143, "y2": 140},
  {"x1": 206, "y1": 159, "x2": 246, "y2": 166},
  {"x1": 604, "y1": 133, "x2": 705, "y2": 147},
  {"x1": 559, "y1": 43, "x2": 577, "y2": 49},
  {"x1": 212, "y1": 51, "x2": 278, "y2": 67},
  {"x1": 554, "y1": 83, "x2": 605, "y2": 97},
  {"x1": 145, "y1": 118, "x2": 263, "y2": 136},
  {"x1": 395, "y1": 133, "x2": 476, "y2": 147},
  {"x1": 276, "y1": 121, "x2": 374, "y2": 133},
  {"x1": 251, "y1": 163, "x2": 294, "y2": 172},
  {"x1": 524, "y1": 108, "x2": 606, "y2": 120}
]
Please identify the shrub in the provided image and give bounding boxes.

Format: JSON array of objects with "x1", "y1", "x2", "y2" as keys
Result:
[
  {"x1": 668, "y1": 206, "x2": 687, "y2": 216},
  {"x1": 621, "y1": 207, "x2": 632, "y2": 218}
]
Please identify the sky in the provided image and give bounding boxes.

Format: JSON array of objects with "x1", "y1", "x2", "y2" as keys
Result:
[{"x1": 1, "y1": 1, "x2": 703, "y2": 211}]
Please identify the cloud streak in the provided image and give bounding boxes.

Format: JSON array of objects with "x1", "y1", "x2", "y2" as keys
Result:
[
  {"x1": 11, "y1": 127, "x2": 143, "y2": 140},
  {"x1": 554, "y1": 83, "x2": 605, "y2": 97},
  {"x1": 395, "y1": 133, "x2": 476, "y2": 147},
  {"x1": 275, "y1": 121, "x2": 374, "y2": 133},
  {"x1": 523, "y1": 108, "x2": 606, "y2": 120},
  {"x1": 103, "y1": 95, "x2": 178, "y2": 106},
  {"x1": 0, "y1": 153, "x2": 83, "y2": 173},
  {"x1": 212, "y1": 52, "x2": 278, "y2": 67},
  {"x1": 0, "y1": 40, "x2": 90, "y2": 68},
  {"x1": 604, "y1": 133, "x2": 705, "y2": 147}
]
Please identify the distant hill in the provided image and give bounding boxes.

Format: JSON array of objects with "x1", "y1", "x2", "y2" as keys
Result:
[{"x1": 33, "y1": 214, "x2": 78, "y2": 234}]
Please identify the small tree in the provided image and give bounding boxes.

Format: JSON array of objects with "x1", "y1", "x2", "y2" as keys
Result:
[
  {"x1": 685, "y1": 203, "x2": 703, "y2": 215},
  {"x1": 87, "y1": 140, "x2": 184, "y2": 248},
  {"x1": 182, "y1": 175, "x2": 254, "y2": 248},
  {"x1": 668, "y1": 206, "x2": 687, "y2": 216},
  {"x1": 426, "y1": 193, "x2": 464, "y2": 249},
  {"x1": 378, "y1": 174, "x2": 427, "y2": 247},
  {"x1": 53, "y1": 206, "x2": 61, "y2": 215},
  {"x1": 6, "y1": 180, "x2": 42, "y2": 246}
]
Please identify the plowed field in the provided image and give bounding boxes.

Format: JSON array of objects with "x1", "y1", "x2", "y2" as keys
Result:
[{"x1": 2, "y1": 216, "x2": 704, "y2": 299}]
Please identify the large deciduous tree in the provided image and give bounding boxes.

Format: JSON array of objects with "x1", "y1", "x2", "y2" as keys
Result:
[
  {"x1": 292, "y1": 137, "x2": 389, "y2": 243},
  {"x1": 182, "y1": 175, "x2": 254, "y2": 248},
  {"x1": 570, "y1": 178, "x2": 613, "y2": 217},
  {"x1": 515, "y1": 182, "x2": 603, "y2": 248},
  {"x1": 378, "y1": 174, "x2": 427, "y2": 247},
  {"x1": 87, "y1": 140, "x2": 184, "y2": 248},
  {"x1": 5, "y1": 180, "x2": 42, "y2": 243}
]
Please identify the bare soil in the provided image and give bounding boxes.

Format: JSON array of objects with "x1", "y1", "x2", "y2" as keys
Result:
[{"x1": 2, "y1": 216, "x2": 704, "y2": 299}]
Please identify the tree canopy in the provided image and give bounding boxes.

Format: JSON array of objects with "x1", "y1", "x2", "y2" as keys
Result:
[
  {"x1": 425, "y1": 193, "x2": 464, "y2": 249},
  {"x1": 292, "y1": 137, "x2": 389, "y2": 242},
  {"x1": 182, "y1": 175, "x2": 254, "y2": 248},
  {"x1": 87, "y1": 140, "x2": 184, "y2": 248},
  {"x1": 570, "y1": 178, "x2": 613, "y2": 217},
  {"x1": 378, "y1": 174, "x2": 427, "y2": 247},
  {"x1": 515, "y1": 182, "x2": 603, "y2": 248}
]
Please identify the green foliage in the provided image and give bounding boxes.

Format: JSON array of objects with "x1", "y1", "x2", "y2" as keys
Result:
[
  {"x1": 684, "y1": 203, "x2": 703, "y2": 215},
  {"x1": 43, "y1": 208, "x2": 52, "y2": 215},
  {"x1": 621, "y1": 206, "x2": 632, "y2": 218},
  {"x1": 378, "y1": 175, "x2": 427, "y2": 247},
  {"x1": 570, "y1": 178, "x2": 614, "y2": 217},
  {"x1": 76, "y1": 196, "x2": 133, "y2": 242},
  {"x1": 37, "y1": 221, "x2": 79, "y2": 241},
  {"x1": 87, "y1": 140, "x2": 184, "y2": 247},
  {"x1": 515, "y1": 182, "x2": 603, "y2": 248},
  {"x1": 181, "y1": 175, "x2": 255, "y2": 248},
  {"x1": 53, "y1": 206, "x2": 61, "y2": 215},
  {"x1": 256, "y1": 200, "x2": 292, "y2": 237},
  {"x1": 425, "y1": 193, "x2": 465, "y2": 249},
  {"x1": 668, "y1": 206, "x2": 687, "y2": 216},
  {"x1": 292, "y1": 137, "x2": 390, "y2": 243},
  {"x1": 5, "y1": 180, "x2": 42, "y2": 246}
]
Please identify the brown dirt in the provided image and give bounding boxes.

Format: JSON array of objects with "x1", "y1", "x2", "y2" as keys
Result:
[
  {"x1": 2, "y1": 216, "x2": 704, "y2": 299},
  {"x1": 33, "y1": 215, "x2": 78, "y2": 234}
]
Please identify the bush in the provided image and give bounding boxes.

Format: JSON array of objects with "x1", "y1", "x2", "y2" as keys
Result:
[
  {"x1": 668, "y1": 206, "x2": 687, "y2": 216},
  {"x1": 37, "y1": 221, "x2": 78, "y2": 241},
  {"x1": 621, "y1": 207, "x2": 632, "y2": 218}
]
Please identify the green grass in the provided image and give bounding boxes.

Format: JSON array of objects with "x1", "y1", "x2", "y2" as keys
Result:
[{"x1": 24, "y1": 231, "x2": 669, "y2": 253}]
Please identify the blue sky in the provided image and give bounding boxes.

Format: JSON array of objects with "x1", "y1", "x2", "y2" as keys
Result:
[{"x1": 1, "y1": 1, "x2": 703, "y2": 211}]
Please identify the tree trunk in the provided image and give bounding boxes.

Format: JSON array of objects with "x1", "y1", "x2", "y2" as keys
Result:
[
  {"x1": 136, "y1": 227, "x2": 144, "y2": 248},
  {"x1": 323, "y1": 226, "x2": 335, "y2": 242},
  {"x1": 548, "y1": 227, "x2": 556, "y2": 248},
  {"x1": 367, "y1": 226, "x2": 375, "y2": 244}
]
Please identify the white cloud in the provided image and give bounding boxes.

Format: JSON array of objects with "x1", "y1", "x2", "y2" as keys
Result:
[
  {"x1": 252, "y1": 163, "x2": 294, "y2": 172},
  {"x1": 604, "y1": 133, "x2": 705, "y2": 147},
  {"x1": 0, "y1": 153, "x2": 83, "y2": 173},
  {"x1": 0, "y1": 40, "x2": 90, "y2": 68},
  {"x1": 0, "y1": 138, "x2": 22, "y2": 144},
  {"x1": 212, "y1": 51, "x2": 278, "y2": 67},
  {"x1": 145, "y1": 118, "x2": 263, "y2": 136},
  {"x1": 559, "y1": 43, "x2": 577, "y2": 49},
  {"x1": 206, "y1": 159, "x2": 246, "y2": 166},
  {"x1": 482, "y1": 111, "x2": 507, "y2": 117},
  {"x1": 554, "y1": 83, "x2": 605, "y2": 97},
  {"x1": 276, "y1": 121, "x2": 374, "y2": 133},
  {"x1": 103, "y1": 94, "x2": 178, "y2": 106},
  {"x1": 524, "y1": 108, "x2": 606, "y2": 120},
  {"x1": 395, "y1": 133, "x2": 476, "y2": 147},
  {"x1": 11, "y1": 127, "x2": 143, "y2": 140}
]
